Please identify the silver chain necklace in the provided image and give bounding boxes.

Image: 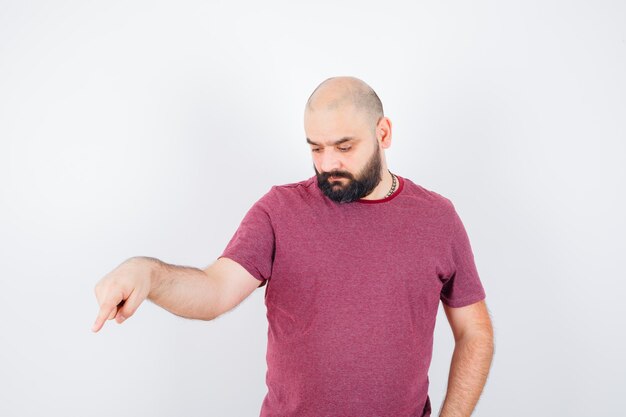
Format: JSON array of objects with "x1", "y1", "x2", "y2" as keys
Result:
[{"x1": 384, "y1": 170, "x2": 397, "y2": 198}]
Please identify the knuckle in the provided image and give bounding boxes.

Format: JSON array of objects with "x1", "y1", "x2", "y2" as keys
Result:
[{"x1": 119, "y1": 303, "x2": 135, "y2": 317}]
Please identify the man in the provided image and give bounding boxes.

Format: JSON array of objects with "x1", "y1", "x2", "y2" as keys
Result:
[{"x1": 92, "y1": 76, "x2": 494, "y2": 417}]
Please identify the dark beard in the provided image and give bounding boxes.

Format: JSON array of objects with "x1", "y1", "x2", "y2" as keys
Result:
[{"x1": 314, "y1": 144, "x2": 383, "y2": 204}]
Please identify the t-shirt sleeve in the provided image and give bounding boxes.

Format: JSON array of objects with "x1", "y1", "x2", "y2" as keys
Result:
[
  {"x1": 217, "y1": 189, "x2": 276, "y2": 288},
  {"x1": 439, "y1": 204, "x2": 487, "y2": 307}
]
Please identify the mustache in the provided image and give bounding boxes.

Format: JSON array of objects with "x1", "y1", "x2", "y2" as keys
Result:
[{"x1": 322, "y1": 172, "x2": 351, "y2": 179}]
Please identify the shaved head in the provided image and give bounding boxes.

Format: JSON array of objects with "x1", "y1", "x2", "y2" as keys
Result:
[
  {"x1": 305, "y1": 76, "x2": 384, "y2": 135},
  {"x1": 304, "y1": 76, "x2": 394, "y2": 203}
]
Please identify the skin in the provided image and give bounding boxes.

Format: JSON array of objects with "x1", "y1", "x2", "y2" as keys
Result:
[
  {"x1": 439, "y1": 300, "x2": 494, "y2": 417},
  {"x1": 304, "y1": 76, "x2": 396, "y2": 202}
]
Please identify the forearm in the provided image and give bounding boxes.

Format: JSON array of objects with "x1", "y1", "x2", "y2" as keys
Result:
[
  {"x1": 438, "y1": 334, "x2": 494, "y2": 417},
  {"x1": 140, "y1": 256, "x2": 222, "y2": 321}
]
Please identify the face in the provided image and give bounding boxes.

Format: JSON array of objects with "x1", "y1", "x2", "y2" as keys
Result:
[
  {"x1": 305, "y1": 105, "x2": 383, "y2": 204},
  {"x1": 313, "y1": 144, "x2": 382, "y2": 203}
]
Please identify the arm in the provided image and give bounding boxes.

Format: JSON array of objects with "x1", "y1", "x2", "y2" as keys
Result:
[
  {"x1": 438, "y1": 299, "x2": 495, "y2": 417},
  {"x1": 148, "y1": 256, "x2": 263, "y2": 321},
  {"x1": 92, "y1": 255, "x2": 262, "y2": 332}
]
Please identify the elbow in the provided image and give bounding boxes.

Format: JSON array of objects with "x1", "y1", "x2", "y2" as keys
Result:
[
  {"x1": 456, "y1": 325, "x2": 495, "y2": 352},
  {"x1": 201, "y1": 305, "x2": 228, "y2": 322}
]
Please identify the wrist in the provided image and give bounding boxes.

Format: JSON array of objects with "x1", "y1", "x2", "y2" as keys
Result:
[{"x1": 128, "y1": 256, "x2": 162, "y2": 298}]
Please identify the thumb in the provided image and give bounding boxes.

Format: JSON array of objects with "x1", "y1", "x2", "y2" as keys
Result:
[{"x1": 115, "y1": 288, "x2": 142, "y2": 323}]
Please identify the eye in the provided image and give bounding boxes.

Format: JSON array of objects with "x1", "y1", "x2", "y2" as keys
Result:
[
  {"x1": 338, "y1": 146, "x2": 351, "y2": 152},
  {"x1": 311, "y1": 148, "x2": 321, "y2": 153}
]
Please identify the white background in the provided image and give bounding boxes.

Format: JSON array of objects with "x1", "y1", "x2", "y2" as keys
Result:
[{"x1": 1, "y1": 1, "x2": 624, "y2": 416}]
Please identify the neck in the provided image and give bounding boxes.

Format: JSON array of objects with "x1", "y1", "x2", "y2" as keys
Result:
[{"x1": 359, "y1": 169, "x2": 395, "y2": 201}]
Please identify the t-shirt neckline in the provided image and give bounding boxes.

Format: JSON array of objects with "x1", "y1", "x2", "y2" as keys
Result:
[{"x1": 356, "y1": 174, "x2": 404, "y2": 204}]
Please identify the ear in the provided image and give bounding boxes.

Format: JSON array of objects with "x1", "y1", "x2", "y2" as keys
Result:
[{"x1": 377, "y1": 117, "x2": 392, "y2": 148}]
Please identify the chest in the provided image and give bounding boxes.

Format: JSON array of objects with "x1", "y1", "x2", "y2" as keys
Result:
[{"x1": 268, "y1": 209, "x2": 446, "y2": 309}]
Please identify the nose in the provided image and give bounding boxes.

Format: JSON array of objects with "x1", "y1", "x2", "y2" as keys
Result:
[{"x1": 319, "y1": 150, "x2": 341, "y2": 174}]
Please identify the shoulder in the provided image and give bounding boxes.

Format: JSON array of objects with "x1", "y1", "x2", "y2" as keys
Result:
[
  {"x1": 271, "y1": 176, "x2": 317, "y2": 192},
  {"x1": 400, "y1": 176, "x2": 456, "y2": 214},
  {"x1": 397, "y1": 176, "x2": 461, "y2": 237},
  {"x1": 257, "y1": 176, "x2": 318, "y2": 210}
]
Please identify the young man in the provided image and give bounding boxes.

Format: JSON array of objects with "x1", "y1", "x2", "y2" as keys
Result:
[{"x1": 92, "y1": 76, "x2": 494, "y2": 417}]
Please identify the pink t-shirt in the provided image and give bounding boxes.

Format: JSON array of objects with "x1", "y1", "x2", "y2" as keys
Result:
[{"x1": 218, "y1": 174, "x2": 486, "y2": 417}]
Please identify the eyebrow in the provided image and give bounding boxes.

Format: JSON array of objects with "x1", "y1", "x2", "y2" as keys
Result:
[{"x1": 306, "y1": 136, "x2": 357, "y2": 146}]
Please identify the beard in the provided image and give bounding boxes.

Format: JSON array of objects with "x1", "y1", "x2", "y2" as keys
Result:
[{"x1": 314, "y1": 144, "x2": 383, "y2": 204}]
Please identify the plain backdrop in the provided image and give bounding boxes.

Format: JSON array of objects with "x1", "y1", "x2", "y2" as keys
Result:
[{"x1": 1, "y1": 1, "x2": 624, "y2": 416}]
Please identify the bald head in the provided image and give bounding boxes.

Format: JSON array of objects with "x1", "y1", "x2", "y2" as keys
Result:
[{"x1": 305, "y1": 76, "x2": 384, "y2": 135}]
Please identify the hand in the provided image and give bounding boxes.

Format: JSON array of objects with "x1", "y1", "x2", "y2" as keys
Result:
[{"x1": 92, "y1": 257, "x2": 153, "y2": 333}]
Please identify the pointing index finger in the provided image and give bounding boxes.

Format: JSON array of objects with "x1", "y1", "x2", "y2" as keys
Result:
[{"x1": 92, "y1": 302, "x2": 117, "y2": 332}]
